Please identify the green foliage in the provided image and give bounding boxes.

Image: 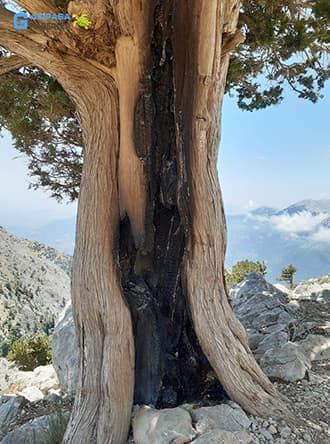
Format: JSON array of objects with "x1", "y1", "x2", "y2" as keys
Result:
[
  {"x1": 0, "y1": 324, "x2": 21, "y2": 357},
  {"x1": 225, "y1": 259, "x2": 267, "y2": 286},
  {"x1": 0, "y1": 65, "x2": 82, "y2": 201},
  {"x1": 277, "y1": 264, "x2": 297, "y2": 288},
  {"x1": 0, "y1": 314, "x2": 55, "y2": 358},
  {"x1": 301, "y1": 275, "x2": 330, "y2": 285},
  {"x1": 7, "y1": 333, "x2": 52, "y2": 370},
  {"x1": 227, "y1": 0, "x2": 330, "y2": 110},
  {"x1": 317, "y1": 275, "x2": 330, "y2": 285}
]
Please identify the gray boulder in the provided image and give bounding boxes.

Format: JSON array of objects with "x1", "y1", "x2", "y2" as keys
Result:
[
  {"x1": 191, "y1": 402, "x2": 251, "y2": 435},
  {"x1": 0, "y1": 411, "x2": 70, "y2": 444},
  {"x1": 260, "y1": 342, "x2": 311, "y2": 382},
  {"x1": 133, "y1": 405, "x2": 195, "y2": 444},
  {"x1": 52, "y1": 306, "x2": 78, "y2": 395},
  {"x1": 230, "y1": 273, "x2": 297, "y2": 361},
  {"x1": 0, "y1": 396, "x2": 26, "y2": 430},
  {"x1": 254, "y1": 331, "x2": 289, "y2": 359}
]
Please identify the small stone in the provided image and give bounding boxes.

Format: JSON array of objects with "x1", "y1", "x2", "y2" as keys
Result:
[
  {"x1": 280, "y1": 426, "x2": 291, "y2": 438},
  {"x1": 268, "y1": 425, "x2": 277, "y2": 435},
  {"x1": 260, "y1": 428, "x2": 273, "y2": 440}
]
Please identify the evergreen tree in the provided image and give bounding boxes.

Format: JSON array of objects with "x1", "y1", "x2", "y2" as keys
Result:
[{"x1": 278, "y1": 264, "x2": 298, "y2": 288}]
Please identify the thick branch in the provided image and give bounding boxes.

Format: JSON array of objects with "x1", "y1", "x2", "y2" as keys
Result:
[
  {"x1": 0, "y1": 55, "x2": 30, "y2": 75},
  {"x1": 0, "y1": 8, "x2": 61, "y2": 75},
  {"x1": 0, "y1": 8, "x2": 48, "y2": 48}
]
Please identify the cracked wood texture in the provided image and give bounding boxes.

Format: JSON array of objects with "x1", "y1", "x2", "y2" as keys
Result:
[{"x1": 0, "y1": 0, "x2": 291, "y2": 443}]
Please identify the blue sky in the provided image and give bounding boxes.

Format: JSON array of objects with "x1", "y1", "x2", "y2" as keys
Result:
[
  {"x1": 0, "y1": 82, "x2": 329, "y2": 239},
  {"x1": 0, "y1": 132, "x2": 77, "y2": 228},
  {"x1": 220, "y1": 83, "x2": 330, "y2": 213}
]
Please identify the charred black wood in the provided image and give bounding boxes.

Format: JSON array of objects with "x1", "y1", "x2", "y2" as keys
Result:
[{"x1": 119, "y1": 0, "x2": 227, "y2": 408}]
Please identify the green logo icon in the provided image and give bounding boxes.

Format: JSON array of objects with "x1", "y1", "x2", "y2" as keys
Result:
[{"x1": 72, "y1": 13, "x2": 91, "y2": 30}]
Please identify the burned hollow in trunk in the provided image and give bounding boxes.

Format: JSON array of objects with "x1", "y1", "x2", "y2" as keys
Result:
[{"x1": 119, "y1": 3, "x2": 226, "y2": 408}]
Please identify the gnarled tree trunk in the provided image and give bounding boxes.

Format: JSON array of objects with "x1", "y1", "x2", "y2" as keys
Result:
[{"x1": 0, "y1": 1, "x2": 290, "y2": 443}]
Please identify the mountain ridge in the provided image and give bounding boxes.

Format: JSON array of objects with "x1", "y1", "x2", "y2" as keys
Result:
[{"x1": 0, "y1": 226, "x2": 71, "y2": 349}]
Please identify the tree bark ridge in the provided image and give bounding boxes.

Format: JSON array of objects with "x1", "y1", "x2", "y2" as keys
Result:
[
  {"x1": 174, "y1": 0, "x2": 291, "y2": 420},
  {"x1": 62, "y1": 72, "x2": 135, "y2": 444}
]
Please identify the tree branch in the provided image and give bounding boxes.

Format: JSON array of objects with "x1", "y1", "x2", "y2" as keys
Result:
[
  {"x1": 13, "y1": 1, "x2": 60, "y2": 14},
  {"x1": 0, "y1": 8, "x2": 56, "y2": 71},
  {"x1": 0, "y1": 55, "x2": 31, "y2": 75}
]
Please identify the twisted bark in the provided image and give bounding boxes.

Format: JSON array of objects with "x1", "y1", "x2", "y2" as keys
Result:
[{"x1": 62, "y1": 72, "x2": 135, "y2": 444}]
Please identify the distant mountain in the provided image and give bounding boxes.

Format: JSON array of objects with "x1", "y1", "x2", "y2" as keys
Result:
[
  {"x1": 0, "y1": 226, "x2": 71, "y2": 347},
  {"x1": 225, "y1": 199, "x2": 330, "y2": 283},
  {"x1": 277, "y1": 199, "x2": 330, "y2": 216},
  {"x1": 321, "y1": 217, "x2": 330, "y2": 228}
]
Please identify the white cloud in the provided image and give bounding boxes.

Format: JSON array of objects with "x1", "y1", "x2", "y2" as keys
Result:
[
  {"x1": 252, "y1": 211, "x2": 328, "y2": 235},
  {"x1": 269, "y1": 211, "x2": 328, "y2": 234},
  {"x1": 310, "y1": 227, "x2": 330, "y2": 244}
]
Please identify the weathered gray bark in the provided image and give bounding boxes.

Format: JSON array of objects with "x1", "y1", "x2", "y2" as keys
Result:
[
  {"x1": 62, "y1": 72, "x2": 135, "y2": 444},
  {"x1": 0, "y1": 1, "x2": 291, "y2": 443}
]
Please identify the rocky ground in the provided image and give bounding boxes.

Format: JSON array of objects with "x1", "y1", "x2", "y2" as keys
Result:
[{"x1": 0, "y1": 273, "x2": 329, "y2": 443}]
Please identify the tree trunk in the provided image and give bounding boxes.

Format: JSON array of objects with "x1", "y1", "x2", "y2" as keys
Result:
[
  {"x1": 64, "y1": 1, "x2": 290, "y2": 442},
  {"x1": 0, "y1": 1, "x2": 290, "y2": 443}
]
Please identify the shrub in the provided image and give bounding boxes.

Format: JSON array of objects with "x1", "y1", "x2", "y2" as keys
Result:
[
  {"x1": 7, "y1": 333, "x2": 52, "y2": 370},
  {"x1": 317, "y1": 276, "x2": 330, "y2": 285},
  {"x1": 225, "y1": 260, "x2": 267, "y2": 286},
  {"x1": 0, "y1": 325, "x2": 22, "y2": 358}
]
